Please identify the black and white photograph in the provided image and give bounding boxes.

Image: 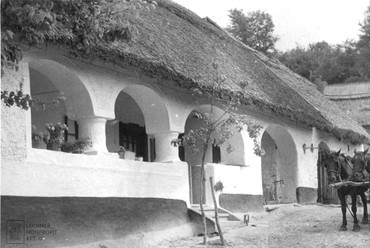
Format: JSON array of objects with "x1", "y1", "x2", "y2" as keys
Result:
[{"x1": 1, "y1": 0, "x2": 370, "y2": 247}]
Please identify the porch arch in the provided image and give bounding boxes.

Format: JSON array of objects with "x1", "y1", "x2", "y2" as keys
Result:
[
  {"x1": 183, "y1": 104, "x2": 246, "y2": 203},
  {"x1": 29, "y1": 59, "x2": 97, "y2": 150},
  {"x1": 121, "y1": 85, "x2": 170, "y2": 134},
  {"x1": 29, "y1": 59, "x2": 94, "y2": 120},
  {"x1": 261, "y1": 125, "x2": 298, "y2": 203},
  {"x1": 107, "y1": 84, "x2": 180, "y2": 162},
  {"x1": 183, "y1": 105, "x2": 245, "y2": 165}
]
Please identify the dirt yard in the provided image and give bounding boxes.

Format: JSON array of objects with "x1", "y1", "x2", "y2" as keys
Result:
[{"x1": 153, "y1": 204, "x2": 370, "y2": 248}]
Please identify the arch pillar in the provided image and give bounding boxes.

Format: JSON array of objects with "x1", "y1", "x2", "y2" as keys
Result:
[
  {"x1": 77, "y1": 117, "x2": 109, "y2": 154},
  {"x1": 153, "y1": 131, "x2": 181, "y2": 163}
]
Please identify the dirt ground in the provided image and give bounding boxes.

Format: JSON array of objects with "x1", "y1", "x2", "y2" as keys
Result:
[{"x1": 153, "y1": 204, "x2": 370, "y2": 248}]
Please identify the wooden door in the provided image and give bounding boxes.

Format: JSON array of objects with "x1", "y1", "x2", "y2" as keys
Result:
[{"x1": 317, "y1": 150, "x2": 339, "y2": 204}]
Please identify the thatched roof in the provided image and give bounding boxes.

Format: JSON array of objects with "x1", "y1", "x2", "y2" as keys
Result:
[
  {"x1": 41, "y1": 0, "x2": 370, "y2": 143},
  {"x1": 324, "y1": 83, "x2": 370, "y2": 126}
]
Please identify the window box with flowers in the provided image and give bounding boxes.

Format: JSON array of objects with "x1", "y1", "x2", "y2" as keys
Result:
[{"x1": 44, "y1": 123, "x2": 68, "y2": 151}]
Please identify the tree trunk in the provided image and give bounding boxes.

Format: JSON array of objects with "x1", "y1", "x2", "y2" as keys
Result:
[
  {"x1": 210, "y1": 176, "x2": 225, "y2": 245},
  {"x1": 199, "y1": 142, "x2": 209, "y2": 244}
]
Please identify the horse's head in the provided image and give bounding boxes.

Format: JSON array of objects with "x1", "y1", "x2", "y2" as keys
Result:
[
  {"x1": 352, "y1": 148, "x2": 368, "y2": 168},
  {"x1": 322, "y1": 149, "x2": 342, "y2": 184},
  {"x1": 351, "y1": 148, "x2": 369, "y2": 181}
]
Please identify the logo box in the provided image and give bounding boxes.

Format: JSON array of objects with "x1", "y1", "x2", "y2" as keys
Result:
[{"x1": 6, "y1": 220, "x2": 25, "y2": 244}]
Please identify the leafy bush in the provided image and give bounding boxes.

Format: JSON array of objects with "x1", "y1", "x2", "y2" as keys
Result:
[
  {"x1": 214, "y1": 181, "x2": 224, "y2": 192},
  {"x1": 61, "y1": 137, "x2": 92, "y2": 154}
]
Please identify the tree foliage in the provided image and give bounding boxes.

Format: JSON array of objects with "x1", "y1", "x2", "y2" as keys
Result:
[
  {"x1": 356, "y1": 3, "x2": 370, "y2": 78},
  {"x1": 1, "y1": 0, "x2": 156, "y2": 109},
  {"x1": 226, "y1": 9, "x2": 278, "y2": 54},
  {"x1": 278, "y1": 41, "x2": 364, "y2": 86}
]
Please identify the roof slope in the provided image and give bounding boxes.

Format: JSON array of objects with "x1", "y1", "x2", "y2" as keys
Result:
[
  {"x1": 325, "y1": 83, "x2": 370, "y2": 126},
  {"x1": 50, "y1": 0, "x2": 370, "y2": 143}
]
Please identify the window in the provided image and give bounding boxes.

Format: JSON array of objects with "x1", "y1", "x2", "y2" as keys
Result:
[
  {"x1": 64, "y1": 116, "x2": 78, "y2": 142},
  {"x1": 212, "y1": 144, "x2": 221, "y2": 163}
]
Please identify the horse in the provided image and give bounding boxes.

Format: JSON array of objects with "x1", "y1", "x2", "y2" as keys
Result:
[
  {"x1": 351, "y1": 148, "x2": 370, "y2": 180},
  {"x1": 322, "y1": 149, "x2": 369, "y2": 231}
]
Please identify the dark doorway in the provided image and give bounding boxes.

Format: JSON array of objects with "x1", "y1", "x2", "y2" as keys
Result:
[{"x1": 119, "y1": 122, "x2": 148, "y2": 161}]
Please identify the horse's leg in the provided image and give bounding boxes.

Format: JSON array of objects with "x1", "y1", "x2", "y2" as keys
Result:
[
  {"x1": 351, "y1": 193, "x2": 360, "y2": 232},
  {"x1": 338, "y1": 191, "x2": 347, "y2": 231},
  {"x1": 360, "y1": 191, "x2": 368, "y2": 224}
]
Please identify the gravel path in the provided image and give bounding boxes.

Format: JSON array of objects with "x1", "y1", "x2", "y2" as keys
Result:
[{"x1": 153, "y1": 204, "x2": 370, "y2": 248}]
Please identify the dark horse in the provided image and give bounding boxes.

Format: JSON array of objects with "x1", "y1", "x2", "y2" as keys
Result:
[{"x1": 322, "y1": 149, "x2": 369, "y2": 231}]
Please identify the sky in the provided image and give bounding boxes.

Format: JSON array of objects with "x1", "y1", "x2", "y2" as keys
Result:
[{"x1": 172, "y1": 0, "x2": 369, "y2": 51}]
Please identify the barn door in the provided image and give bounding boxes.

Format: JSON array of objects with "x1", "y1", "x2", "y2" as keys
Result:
[{"x1": 317, "y1": 150, "x2": 339, "y2": 204}]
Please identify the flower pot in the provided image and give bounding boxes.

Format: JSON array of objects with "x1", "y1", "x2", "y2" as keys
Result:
[
  {"x1": 32, "y1": 141, "x2": 40, "y2": 148},
  {"x1": 47, "y1": 142, "x2": 60, "y2": 151}
]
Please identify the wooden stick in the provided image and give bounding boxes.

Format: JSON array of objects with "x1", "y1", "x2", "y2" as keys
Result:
[{"x1": 329, "y1": 181, "x2": 370, "y2": 188}]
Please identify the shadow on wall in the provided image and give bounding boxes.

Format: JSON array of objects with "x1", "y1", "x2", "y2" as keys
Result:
[{"x1": 1, "y1": 196, "x2": 202, "y2": 248}]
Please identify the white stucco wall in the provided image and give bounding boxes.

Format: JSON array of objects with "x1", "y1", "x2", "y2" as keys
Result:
[
  {"x1": 1, "y1": 149, "x2": 190, "y2": 205},
  {"x1": 192, "y1": 162, "x2": 263, "y2": 207},
  {"x1": 1, "y1": 62, "x2": 31, "y2": 160}
]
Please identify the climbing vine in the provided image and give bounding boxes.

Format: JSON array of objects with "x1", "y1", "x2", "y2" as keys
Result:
[{"x1": 1, "y1": 0, "x2": 156, "y2": 109}]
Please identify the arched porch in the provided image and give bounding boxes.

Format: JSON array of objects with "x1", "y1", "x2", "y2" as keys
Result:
[{"x1": 261, "y1": 125, "x2": 298, "y2": 204}]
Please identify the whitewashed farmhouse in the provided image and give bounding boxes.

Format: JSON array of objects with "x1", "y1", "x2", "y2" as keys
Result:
[{"x1": 2, "y1": 0, "x2": 369, "y2": 247}]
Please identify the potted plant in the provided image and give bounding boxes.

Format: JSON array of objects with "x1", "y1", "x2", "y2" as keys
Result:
[
  {"x1": 61, "y1": 137, "x2": 92, "y2": 154},
  {"x1": 32, "y1": 125, "x2": 46, "y2": 148},
  {"x1": 117, "y1": 146, "x2": 136, "y2": 160},
  {"x1": 44, "y1": 122, "x2": 68, "y2": 151}
]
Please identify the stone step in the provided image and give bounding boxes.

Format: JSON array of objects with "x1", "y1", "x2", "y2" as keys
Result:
[
  {"x1": 208, "y1": 213, "x2": 230, "y2": 219},
  {"x1": 190, "y1": 205, "x2": 228, "y2": 214},
  {"x1": 190, "y1": 205, "x2": 242, "y2": 223},
  {"x1": 189, "y1": 204, "x2": 244, "y2": 232}
]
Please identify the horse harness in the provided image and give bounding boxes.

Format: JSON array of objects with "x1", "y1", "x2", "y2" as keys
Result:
[{"x1": 326, "y1": 155, "x2": 347, "y2": 183}]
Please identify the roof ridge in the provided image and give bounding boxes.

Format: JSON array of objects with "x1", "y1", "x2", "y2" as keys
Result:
[
  {"x1": 327, "y1": 82, "x2": 370, "y2": 86},
  {"x1": 327, "y1": 94, "x2": 370, "y2": 100}
]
